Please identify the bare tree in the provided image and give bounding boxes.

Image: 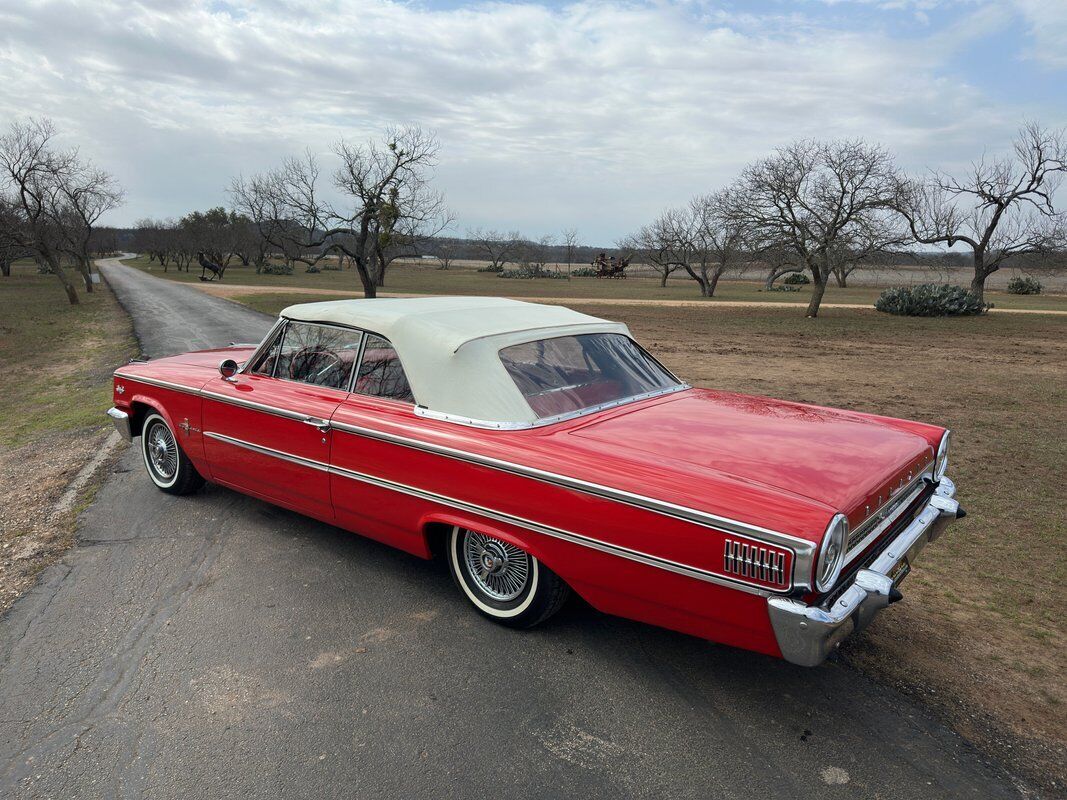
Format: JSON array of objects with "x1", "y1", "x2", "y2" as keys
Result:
[
  {"x1": 56, "y1": 165, "x2": 123, "y2": 292},
  {"x1": 622, "y1": 213, "x2": 685, "y2": 287},
  {"x1": 0, "y1": 197, "x2": 29, "y2": 277},
  {"x1": 526, "y1": 233, "x2": 555, "y2": 275},
  {"x1": 723, "y1": 139, "x2": 901, "y2": 317},
  {"x1": 826, "y1": 220, "x2": 908, "y2": 288},
  {"x1": 467, "y1": 228, "x2": 522, "y2": 270},
  {"x1": 894, "y1": 123, "x2": 1067, "y2": 301},
  {"x1": 232, "y1": 127, "x2": 447, "y2": 298},
  {"x1": 0, "y1": 121, "x2": 122, "y2": 296},
  {"x1": 683, "y1": 193, "x2": 746, "y2": 297},
  {"x1": 625, "y1": 197, "x2": 743, "y2": 296},
  {"x1": 752, "y1": 242, "x2": 804, "y2": 289},
  {"x1": 562, "y1": 228, "x2": 579, "y2": 276},
  {"x1": 436, "y1": 239, "x2": 458, "y2": 270}
]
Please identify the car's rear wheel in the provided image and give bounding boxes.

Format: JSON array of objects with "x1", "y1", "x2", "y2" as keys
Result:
[
  {"x1": 447, "y1": 527, "x2": 569, "y2": 628},
  {"x1": 141, "y1": 413, "x2": 204, "y2": 495}
]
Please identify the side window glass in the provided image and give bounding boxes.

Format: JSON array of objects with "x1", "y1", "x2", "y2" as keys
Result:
[
  {"x1": 276, "y1": 322, "x2": 363, "y2": 389},
  {"x1": 250, "y1": 326, "x2": 284, "y2": 377},
  {"x1": 354, "y1": 334, "x2": 415, "y2": 403}
]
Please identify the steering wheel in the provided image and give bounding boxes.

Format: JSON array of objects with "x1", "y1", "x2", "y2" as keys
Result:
[{"x1": 288, "y1": 347, "x2": 344, "y2": 385}]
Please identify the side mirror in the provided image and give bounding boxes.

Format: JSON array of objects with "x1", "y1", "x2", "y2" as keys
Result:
[{"x1": 219, "y1": 359, "x2": 240, "y2": 382}]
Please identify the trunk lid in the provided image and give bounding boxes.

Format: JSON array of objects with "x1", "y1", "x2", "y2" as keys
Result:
[{"x1": 567, "y1": 389, "x2": 935, "y2": 527}]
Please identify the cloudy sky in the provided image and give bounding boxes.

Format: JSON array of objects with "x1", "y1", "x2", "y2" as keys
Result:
[{"x1": 1, "y1": 0, "x2": 1064, "y2": 244}]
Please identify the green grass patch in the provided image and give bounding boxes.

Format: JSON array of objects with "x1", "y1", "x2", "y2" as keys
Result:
[{"x1": 0, "y1": 264, "x2": 136, "y2": 446}]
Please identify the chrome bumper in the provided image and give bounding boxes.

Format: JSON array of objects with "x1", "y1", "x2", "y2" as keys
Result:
[
  {"x1": 768, "y1": 476, "x2": 960, "y2": 667},
  {"x1": 106, "y1": 407, "x2": 133, "y2": 442}
]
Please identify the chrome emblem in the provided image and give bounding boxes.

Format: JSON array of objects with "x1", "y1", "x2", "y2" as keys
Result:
[{"x1": 116, "y1": 384, "x2": 125, "y2": 395}]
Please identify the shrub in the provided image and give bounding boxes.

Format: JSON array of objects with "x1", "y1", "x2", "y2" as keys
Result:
[
  {"x1": 260, "y1": 262, "x2": 293, "y2": 275},
  {"x1": 571, "y1": 267, "x2": 597, "y2": 277},
  {"x1": 477, "y1": 264, "x2": 504, "y2": 273},
  {"x1": 1007, "y1": 276, "x2": 1042, "y2": 295},
  {"x1": 764, "y1": 285, "x2": 801, "y2": 293},
  {"x1": 783, "y1": 272, "x2": 810, "y2": 285},
  {"x1": 875, "y1": 284, "x2": 990, "y2": 317},
  {"x1": 497, "y1": 268, "x2": 568, "y2": 279}
]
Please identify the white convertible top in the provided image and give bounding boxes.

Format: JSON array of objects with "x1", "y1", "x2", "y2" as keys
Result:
[{"x1": 280, "y1": 296, "x2": 633, "y2": 425}]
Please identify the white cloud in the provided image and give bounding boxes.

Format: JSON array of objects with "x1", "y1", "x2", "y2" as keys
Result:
[
  {"x1": 1014, "y1": 0, "x2": 1067, "y2": 68},
  {"x1": 0, "y1": 0, "x2": 1062, "y2": 241}
]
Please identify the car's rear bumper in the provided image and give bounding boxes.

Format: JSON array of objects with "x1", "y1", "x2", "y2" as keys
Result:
[
  {"x1": 106, "y1": 407, "x2": 133, "y2": 442},
  {"x1": 767, "y1": 476, "x2": 960, "y2": 667}
]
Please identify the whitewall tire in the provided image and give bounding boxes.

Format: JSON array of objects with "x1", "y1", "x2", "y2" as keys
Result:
[
  {"x1": 141, "y1": 413, "x2": 205, "y2": 495},
  {"x1": 447, "y1": 527, "x2": 569, "y2": 628}
]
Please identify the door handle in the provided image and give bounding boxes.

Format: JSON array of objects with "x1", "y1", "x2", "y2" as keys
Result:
[{"x1": 302, "y1": 417, "x2": 331, "y2": 433}]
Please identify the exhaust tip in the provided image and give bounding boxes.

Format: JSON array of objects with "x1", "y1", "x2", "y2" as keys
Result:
[{"x1": 956, "y1": 506, "x2": 967, "y2": 520}]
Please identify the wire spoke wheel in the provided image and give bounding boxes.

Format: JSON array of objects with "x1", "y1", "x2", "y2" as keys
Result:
[
  {"x1": 146, "y1": 421, "x2": 178, "y2": 481},
  {"x1": 462, "y1": 531, "x2": 531, "y2": 602}
]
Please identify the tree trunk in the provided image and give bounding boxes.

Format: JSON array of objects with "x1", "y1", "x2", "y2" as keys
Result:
[
  {"x1": 659, "y1": 271, "x2": 668, "y2": 287},
  {"x1": 47, "y1": 253, "x2": 79, "y2": 305},
  {"x1": 833, "y1": 268, "x2": 847, "y2": 288},
  {"x1": 806, "y1": 274, "x2": 828, "y2": 317},
  {"x1": 970, "y1": 249, "x2": 987, "y2": 301},
  {"x1": 708, "y1": 271, "x2": 722, "y2": 297},
  {"x1": 1, "y1": 259, "x2": 10, "y2": 277},
  {"x1": 354, "y1": 259, "x2": 378, "y2": 298},
  {"x1": 78, "y1": 258, "x2": 94, "y2": 293}
]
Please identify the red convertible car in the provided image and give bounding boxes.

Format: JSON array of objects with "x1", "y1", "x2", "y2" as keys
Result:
[{"x1": 107, "y1": 296, "x2": 961, "y2": 666}]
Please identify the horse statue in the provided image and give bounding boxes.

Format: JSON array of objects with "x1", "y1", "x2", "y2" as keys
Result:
[{"x1": 197, "y1": 252, "x2": 225, "y2": 282}]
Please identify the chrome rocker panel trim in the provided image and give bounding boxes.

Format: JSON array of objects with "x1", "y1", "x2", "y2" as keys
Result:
[
  {"x1": 768, "y1": 475, "x2": 960, "y2": 667},
  {"x1": 106, "y1": 407, "x2": 133, "y2": 442}
]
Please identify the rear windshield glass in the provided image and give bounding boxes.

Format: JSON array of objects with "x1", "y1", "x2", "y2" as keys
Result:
[{"x1": 499, "y1": 333, "x2": 679, "y2": 419}]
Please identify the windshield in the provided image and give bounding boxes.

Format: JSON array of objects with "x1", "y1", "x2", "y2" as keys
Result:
[{"x1": 499, "y1": 333, "x2": 680, "y2": 420}]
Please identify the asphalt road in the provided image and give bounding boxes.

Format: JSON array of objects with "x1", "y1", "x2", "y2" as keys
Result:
[{"x1": 0, "y1": 258, "x2": 1022, "y2": 799}]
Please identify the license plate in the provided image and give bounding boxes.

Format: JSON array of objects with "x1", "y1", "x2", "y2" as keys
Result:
[{"x1": 889, "y1": 558, "x2": 911, "y2": 586}]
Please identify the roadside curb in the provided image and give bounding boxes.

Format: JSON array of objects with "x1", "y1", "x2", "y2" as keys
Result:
[{"x1": 53, "y1": 430, "x2": 125, "y2": 519}]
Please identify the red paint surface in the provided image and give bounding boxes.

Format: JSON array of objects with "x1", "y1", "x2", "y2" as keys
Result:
[{"x1": 111, "y1": 346, "x2": 946, "y2": 660}]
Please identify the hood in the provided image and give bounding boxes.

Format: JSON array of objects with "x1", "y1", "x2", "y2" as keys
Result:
[
  {"x1": 145, "y1": 344, "x2": 258, "y2": 370},
  {"x1": 567, "y1": 389, "x2": 937, "y2": 528}
]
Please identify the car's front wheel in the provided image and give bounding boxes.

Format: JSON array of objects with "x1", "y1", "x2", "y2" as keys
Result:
[
  {"x1": 447, "y1": 527, "x2": 569, "y2": 628},
  {"x1": 141, "y1": 412, "x2": 205, "y2": 495}
]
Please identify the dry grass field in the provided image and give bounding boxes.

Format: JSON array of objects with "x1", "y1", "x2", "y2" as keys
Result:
[
  {"x1": 121, "y1": 255, "x2": 1067, "y2": 312},
  {"x1": 0, "y1": 264, "x2": 136, "y2": 613},
  {"x1": 222, "y1": 284, "x2": 1067, "y2": 791}
]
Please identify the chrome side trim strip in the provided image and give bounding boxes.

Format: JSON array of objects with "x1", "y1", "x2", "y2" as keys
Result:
[
  {"x1": 330, "y1": 419, "x2": 814, "y2": 568},
  {"x1": 411, "y1": 383, "x2": 691, "y2": 430},
  {"x1": 203, "y1": 431, "x2": 329, "y2": 472},
  {"x1": 200, "y1": 390, "x2": 314, "y2": 422},
  {"x1": 113, "y1": 372, "x2": 202, "y2": 396},
  {"x1": 329, "y1": 462, "x2": 778, "y2": 595},
  {"x1": 203, "y1": 429, "x2": 781, "y2": 596}
]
